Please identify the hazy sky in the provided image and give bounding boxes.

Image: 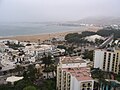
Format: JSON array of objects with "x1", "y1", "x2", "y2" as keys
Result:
[{"x1": 0, "y1": 0, "x2": 120, "y2": 22}]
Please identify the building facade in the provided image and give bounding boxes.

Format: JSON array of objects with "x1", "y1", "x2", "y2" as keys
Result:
[
  {"x1": 57, "y1": 56, "x2": 94, "y2": 90},
  {"x1": 94, "y1": 49, "x2": 120, "y2": 74}
]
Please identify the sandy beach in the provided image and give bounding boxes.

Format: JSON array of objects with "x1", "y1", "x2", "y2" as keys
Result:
[{"x1": 0, "y1": 26, "x2": 102, "y2": 42}]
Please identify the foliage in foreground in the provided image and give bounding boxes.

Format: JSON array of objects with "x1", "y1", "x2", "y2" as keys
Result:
[{"x1": 0, "y1": 64, "x2": 56, "y2": 90}]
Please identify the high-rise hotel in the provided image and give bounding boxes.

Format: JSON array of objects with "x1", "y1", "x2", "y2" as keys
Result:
[
  {"x1": 94, "y1": 48, "x2": 120, "y2": 74},
  {"x1": 57, "y1": 56, "x2": 94, "y2": 90}
]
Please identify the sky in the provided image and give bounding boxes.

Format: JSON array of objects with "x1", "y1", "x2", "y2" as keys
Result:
[{"x1": 0, "y1": 0, "x2": 120, "y2": 22}]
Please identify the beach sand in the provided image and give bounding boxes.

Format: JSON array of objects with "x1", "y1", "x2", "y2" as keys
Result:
[{"x1": 0, "y1": 26, "x2": 102, "y2": 42}]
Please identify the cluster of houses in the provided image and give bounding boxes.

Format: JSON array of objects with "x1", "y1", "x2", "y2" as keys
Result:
[
  {"x1": 0, "y1": 39, "x2": 65, "y2": 75},
  {"x1": 0, "y1": 33, "x2": 120, "y2": 90}
]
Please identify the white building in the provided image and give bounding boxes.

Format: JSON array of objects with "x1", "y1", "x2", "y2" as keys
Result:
[
  {"x1": 57, "y1": 56, "x2": 94, "y2": 90},
  {"x1": 94, "y1": 49, "x2": 120, "y2": 74},
  {"x1": 24, "y1": 44, "x2": 55, "y2": 56},
  {"x1": 24, "y1": 44, "x2": 65, "y2": 57},
  {"x1": 0, "y1": 39, "x2": 19, "y2": 45},
  {"x1": 85, "y1": 34, "x2": 104, "y2": 42},
  {"x1": 0, "y1": 43, "x2": 8, "y2": 52},
  {"x1": 0, "y1": 53, "x2": 15, "y2": 71}
]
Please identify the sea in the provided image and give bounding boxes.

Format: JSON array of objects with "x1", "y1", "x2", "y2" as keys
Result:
[{"x1": 0, "y1": 22, "x2": 86, "y2": 37}]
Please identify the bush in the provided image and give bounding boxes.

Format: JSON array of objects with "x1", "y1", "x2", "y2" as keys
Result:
[{"x1": 23, "y1": 86, "x2": 36, "y2": 90}]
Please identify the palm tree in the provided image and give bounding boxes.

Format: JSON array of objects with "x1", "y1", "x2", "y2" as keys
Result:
[
  {"x1": 38, "y1": 39, "x2": 41, "y2": 45},
  {"x1": 41, "y1": 55, "x2": 52, "y2": 68},
  {"x1": 91, "y1": 68, "x2": 105, "y2": 90},
  {"x1": 14, "y1": 65, "x2": 23, "y2": 76},
  {"x1": 49, "y1": 65, "x2": 56, "y2": 78},
  {"x1": 43, "y1": 67, "x2": 51, "y2": 79},
  {"x1": 12, "y1": 55, "x2": 16, "y2": 61},
  {"x1": 41, "y1": 54, "x2": 56, "y2": 79}
]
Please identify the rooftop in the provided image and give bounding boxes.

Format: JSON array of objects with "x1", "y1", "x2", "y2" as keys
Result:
[
  {"x1": 85, "y1": 34, "x2": 104, "y2": 42},
  {"x1": 60, "y1": 56, "x2": 86, "y2": 64},
  {"x1": 6, "y1": 76, "x2": 23, "y2": 83},
  {"x1": 62, "y1": 67, "x2": 93, "y2": 81},
  {"x1": 25, "y1": 44, "x2": 53, "y2": 51}
]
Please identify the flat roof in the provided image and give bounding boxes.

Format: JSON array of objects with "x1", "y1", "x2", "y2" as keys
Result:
[
  {"x1": 6, "y1": 76, "x2": 23, "y2": 82},
  {"x1": 61, "y1": 56, "x2": 86, "y2": 64},
  {"x1": 62, "y1": 67, "x2": 93, "y2": 81}
]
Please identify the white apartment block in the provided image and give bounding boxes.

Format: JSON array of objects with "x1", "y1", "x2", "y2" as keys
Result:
[
  {"x1": 57, "y1": 56, "x2": 94, "y2": 90},
  {"x1": 94, "y1": 49, "x2": 120, "y2": 74}
]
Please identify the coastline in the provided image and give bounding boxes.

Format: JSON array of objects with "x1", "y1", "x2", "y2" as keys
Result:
[{"x1": 0, "y1": 26, "x2": 102, "y2": 42}]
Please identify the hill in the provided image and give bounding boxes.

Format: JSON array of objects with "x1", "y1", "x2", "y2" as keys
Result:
[{"x1": 73, "y1": 17, "x2": 120, "y2": 25}]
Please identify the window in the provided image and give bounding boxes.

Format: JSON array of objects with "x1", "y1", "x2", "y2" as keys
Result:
[
  {"x1": 88, "y1": 83, "x2": 91, "y2": 87},
  {"x1": 103, "y1": 52, "x2": 107, "y2": 69},
  {"x1": 82, "y1": 84, "x2": 86, "y2": 87},
  {"x1": 87, "y1": 88, "x2": 91, "y2": 90},
  {"x1": 107, "y1": 53, "x2": 111, "y2": 71},
  {"x1": 112, "y1": 54, "x2": 116, "y2": 71},
  {"x1": 82, "y1": 88, "x2": 85, "y2": 90}
]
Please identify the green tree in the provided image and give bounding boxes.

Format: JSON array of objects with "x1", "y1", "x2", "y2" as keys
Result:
[
  {"x1": 49, "y1": 65, "x2": 56, "y2": 77},
  {"x1": 15, "y1": 65, "x2": 24, "y2": 76},
  {"x1": 23, "y1": 65, "x2": 36, "y2": 81},
  {"x1": 95, "y1": 38, "x2": 104, "y2": 45},
  {"x1": 91, "y1": 68, "x2": 105, "y2": 90},
  {"x1": 23, "y1": 86, "x2": 36, "y2": 90},
  {"x1": 83, "y1": 50, "x2": 93, "y2": 61},
  {"x1": 41, "y1": 54, "x2": 56, "y2": 79},
  {"x1": 14, "y1": 79, "x2": 33, "y2": 90},
  {"x1": 57, "y1": 45, "x2": 66, "y2": 50},
  {"x1": 43, "y1": 67, "x2": 51, "y2": 79},
  {"x1": 42, "y1": 79, "x2": 56, "y2": 90},
  {"x1": 0, "y1": 84, "x2": 14, "y2": 90},
  {"x1": 82, "y1": 31, "x2": 96, "y2": 37},
  {"x1": 41, "y1": 55, "x2": 53, "y2": 68},
  {"x1": 116, "y1": 72, "x2": 120, "y2": 82},
  {"x1": 27, "y1": 65, "x2": 36, "y2": 81}
]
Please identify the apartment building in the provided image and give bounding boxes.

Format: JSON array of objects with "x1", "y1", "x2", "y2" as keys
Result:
[
  {"x1": 94, "y1": 49, "x2": 120, "y2": 74},
  {"x1": 57, "y1": 56, "x2": 94, "y2": 90}
]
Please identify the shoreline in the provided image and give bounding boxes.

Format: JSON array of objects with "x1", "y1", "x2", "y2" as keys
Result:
[
  {"x1": 0, "y1": 31, "x2": 78, "y2": 42},
  {"x1": 0, "y1": 26, "x2": 102, "y2": 42}
]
